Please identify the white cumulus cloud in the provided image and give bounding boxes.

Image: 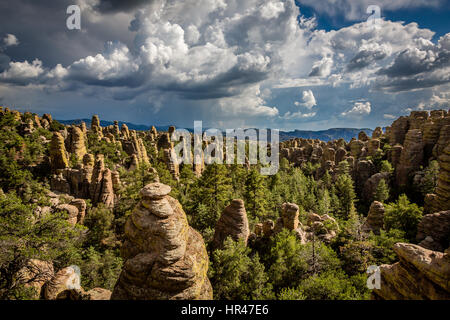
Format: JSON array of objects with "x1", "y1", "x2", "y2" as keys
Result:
[
  {"x1": 341, "y1": 101, "x2": 371, "y2": 117},
  {"x1": 3, "y1": 34, "x2": 19, "y2": 47},
  {"x1": 295, "y1": 89, "x2": 317, "y2": 109}
]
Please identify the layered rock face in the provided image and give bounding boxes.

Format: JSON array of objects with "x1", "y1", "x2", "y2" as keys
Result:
[
  {"x1": 112, "y1": 183, "x2": 212, "y2": 300},
  {"x1": 417, "y1": 210, "x2": 450, "y2": 252},
  {"x1": 396, "y1": 129, "x2": 423, "y2": 187},
  {"x1": 362, "y1": 201, "x2": 385, "y2": 235},
  {"x1": 123, "y1": 131, "x2": 150, "y2": 167},
  {"x1": 432, "y1": 144, "x2": 450, "y2": 212},
  {"x1": 373, "y1": 243, "x2": 450, "y2": 300},
  {"x1": 212, "y1": 199, "x2": 249, "y2": 249},
  {"x1": 433, "y1": 125, "x2": 450, "y2": 158},
  {"x1": 389, "y1": 116, "x2": 409, "y2": 145}
]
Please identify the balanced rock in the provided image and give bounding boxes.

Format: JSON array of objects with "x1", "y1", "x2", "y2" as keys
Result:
[
  {"x1": 91, "y1": 115, "x2": 100, "y2": 130},
  {"x1": 281, "y1": 203, "x2": 300, "y2": 230},
  {"x1": 111, "y1": 183, "x2": 212, "y2": 300}
]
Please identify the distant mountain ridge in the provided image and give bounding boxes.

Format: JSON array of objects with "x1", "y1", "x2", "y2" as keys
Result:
[
  {"x1": 57, "y1": 119, "x2": 373, "y2": 142},
  {"x1": 279, "y1": 128, "x2": 374, "y2": 142}
]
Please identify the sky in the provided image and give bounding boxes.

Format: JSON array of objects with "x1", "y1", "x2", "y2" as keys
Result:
[{"x1": 0, "y1": 0, "x2": 449, "y2": 131}]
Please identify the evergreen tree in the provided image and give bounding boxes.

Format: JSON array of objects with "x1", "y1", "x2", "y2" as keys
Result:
[
  {"x1": 209, "y1": 238, "x2": 274, "y2": 300},
  {"x1": 188, "y1": 163, "x2": 232, "y2": 231},
  {"x1": 244, "y1": 168, "x2": 268, "y2": 220},
  {"x1": 374, "y1": 178, "x2": 389, "y2": 203},
  {"x1": 334, "y1": 173, "x2": 357, "y2": 219},
  {"x1": 384, "y1": 194, "x2": 423, "y2": 241}
]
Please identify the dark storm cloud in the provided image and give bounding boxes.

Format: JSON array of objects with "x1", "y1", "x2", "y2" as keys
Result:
[
  {"x1": 0, "y1": 0, "x2": 133, "y2": 66},
  {"x1": 375, "y1": 34, "x2": 450, "y2": 91},
  {"x1": 374, "y1": 75, "x2": 450, "y2": 92},
  {"x1": 346, "y1": 48, "x2": 389, "y2": 72},
  {"x1": 94, "y1": 0, "x2": 155, "y2": 13},
  {"x1": 377, "y1": 49, "x2": 450, "y2": 77}
]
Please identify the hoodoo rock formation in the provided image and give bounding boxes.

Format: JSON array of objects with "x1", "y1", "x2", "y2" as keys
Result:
[
  {"x1": 112, "y1": 183, "x2": 212, "y2": 300},
  {"x1": 67, "y1": 126, "x2": 87, "y2": 162},
  {"x1": 396, "y1": 129, "x2": 424, "y2": 187},
  {"x1": 362, "y1": 201, "x2": 385, "y2": 235},
  {"x1": 50, "y1": 132, "x2": 69, "y2": 170},
  {"x1": 432, "y1": 144, "x2": 450, "y2": 213},
  {"x1": 212, "y1": 199, "x2": 250, "y2": 249}
]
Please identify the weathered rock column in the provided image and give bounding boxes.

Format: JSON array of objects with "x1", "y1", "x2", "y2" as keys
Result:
[
  {"x1": 112, "y1": 183, "x2": 212, "y2": 300},
  {"x1": 212, "y1": 199, "x2": 249, "y2": 249}
]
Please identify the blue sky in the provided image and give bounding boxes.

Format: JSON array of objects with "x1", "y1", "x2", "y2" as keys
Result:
[
  {"x1": 0, "y1": 0, "x2": 449, "y2": 130},
  {"x1": 297, "y1": 0, "x2": 450, "y2": 39}
]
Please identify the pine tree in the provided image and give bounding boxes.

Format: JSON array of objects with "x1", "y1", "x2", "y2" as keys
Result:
[
  {"x1": 335, "y1": 173, "x2": 357, "y2": 219},
  {"x1": 374, "y1": 178, "x2": 389, "y2": 203},
  {"x1": 188, "y1": 163, "x2": 232, "y2": 231},
  {"x1": 244, "y1": 168, "x2": 268, "y2": 220}
]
